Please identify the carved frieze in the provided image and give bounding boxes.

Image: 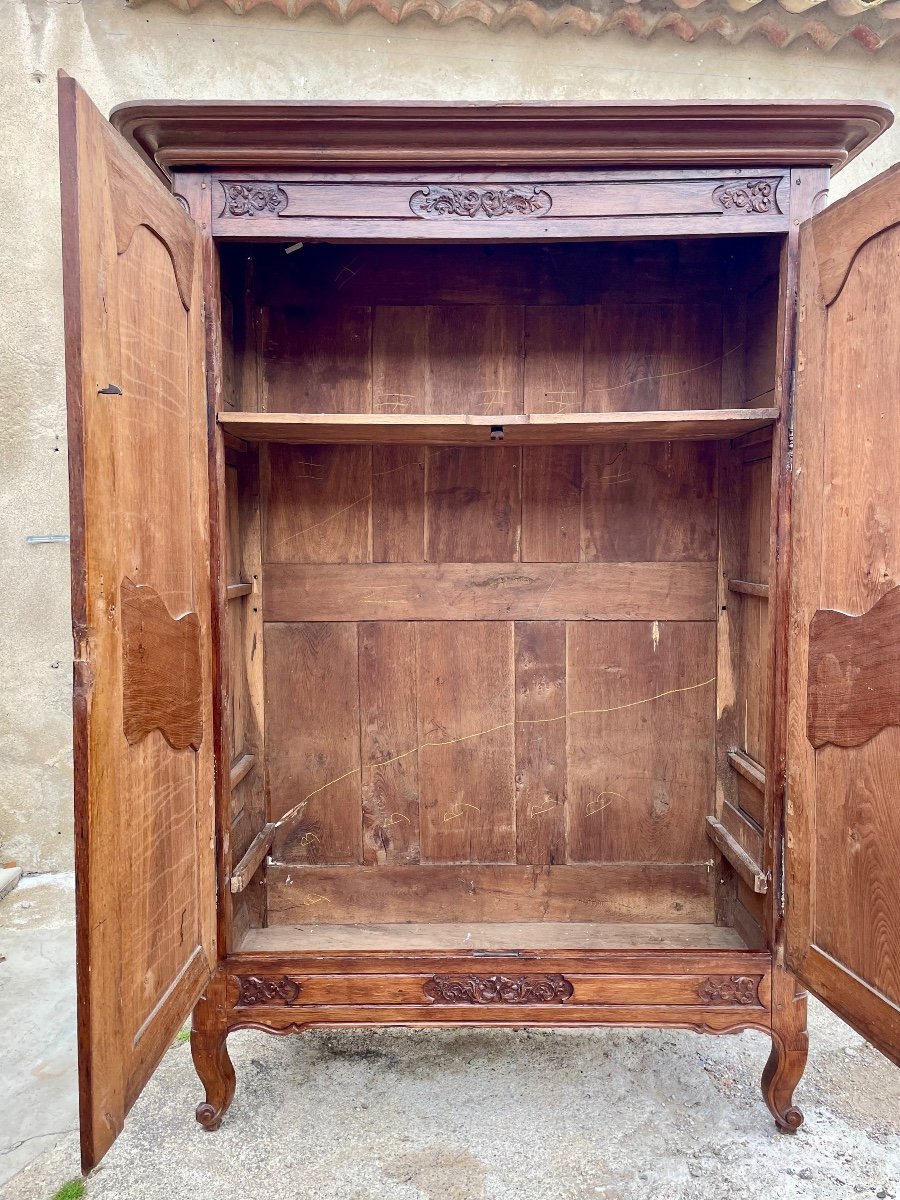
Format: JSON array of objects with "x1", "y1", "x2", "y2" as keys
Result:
[
  {"x1": 235, "y1": 975, "x2": 301, "y2": 1006},
  {"x1": 713, "y1": 180, "x2": 778, "y2": 215},
  {"x1": 221, "y1": 182, "x2": 288, "y2": 218},
  {"x1": 424, "y1": 974, "x2": 573, "y2": 1004},
  {"x1": 409, "y1": 185, "x2": 552, "y2": 219},
  {"x1": 697, "y1": 975, "x2": 760, "y2": 1006}
]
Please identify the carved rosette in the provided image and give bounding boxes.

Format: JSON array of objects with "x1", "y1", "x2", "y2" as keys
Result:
[
  {"x1": 221, "y1": 182, "x2": 289, "y2": 218},
  {"x1": 409, "y1": 185, "x2": 551, "y2": 220},
  {"x1": 235, "y1": 975, "x2": 301, "y2": 1007},
  {"x1": 713, "y1": 180, "x2": 778, "y2": 215},
  {"x1": 697, "y1": 975, "x2": 760, "y2": 1006},
  {"x1": 424, "y1": 974, "x2": 573, "y2": 1004}
]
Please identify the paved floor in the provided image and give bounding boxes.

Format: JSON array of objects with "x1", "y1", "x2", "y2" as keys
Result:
[{"x1": 2, "y1": 879, "x2": 898, "y2": 1200}]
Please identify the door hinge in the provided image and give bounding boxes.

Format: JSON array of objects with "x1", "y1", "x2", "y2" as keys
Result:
[{"x1": 777, "y1": 786, "x2": 787, "y2": 921}]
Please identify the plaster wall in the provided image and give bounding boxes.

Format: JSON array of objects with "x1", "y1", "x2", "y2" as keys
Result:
[{"x1": 1, "y1": 0, "x2": 898, "y2": 870}]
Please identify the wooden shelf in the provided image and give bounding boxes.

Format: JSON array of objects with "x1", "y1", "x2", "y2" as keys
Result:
[{"x1": 218, "y1": 408, "x2": 779, "y2": 447}]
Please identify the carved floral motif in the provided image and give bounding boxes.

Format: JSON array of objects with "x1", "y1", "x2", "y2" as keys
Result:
[
  {"x1": 222, "y1": 182, "x2": 289, "y2": 218},
  {"x1": 697, "y1": 975, "x2": 759, "y2": 1006},
  {"x1": 713, "y1": 180, "x2": 778, "y2": 215},
  {"x1": 424, "y1": 974, "x2": 573, "y2": 1004},
  {"x1": 409, "y1": 185, "x2": 552, "y2": 219},
  {"x1": 235, "y1": 975, "x2": 301, "y2": 1006}
]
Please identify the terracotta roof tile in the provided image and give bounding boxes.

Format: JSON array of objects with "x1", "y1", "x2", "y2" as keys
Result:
[{"x1": 133, "y1": 0, "x2": 899, "y2": 50}]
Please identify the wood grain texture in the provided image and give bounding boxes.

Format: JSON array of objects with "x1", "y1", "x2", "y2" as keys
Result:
[
  {"x1": 264, "y1": 562, "x2": 717, "y2": 622},
  {"x1": 524, "y1": 306, "x2": 583, "y2": 415},
  {"x1": 787, "y1": 186, "x2": 900, "y2": 1066},
  {"x1": 521, "y1": 446, "x2": 581, "y2": 562},
  {"x1": 580, "y1": 442, "x2": 717, "y2": 562},
  {"x1": 266, "y1": 623, "x2": 361, "y2": 864},
  {"x1": 806, "y1": 587, "x2": 900, "y2": 749},
  {"x1": 261, "y1": 304, "x2": 371, "y2": 413},
  {"x1": 219, "y1": 409, "x2": 779, "y2": 445},
  {"x1": 120, "y1": 579, "x2": 203, "y2": 751},
  {"x1": 264, "y1": 443, "x2": 371, "y2": 564},
  {"x1": 265, "y1": 863, "x2": 714, "y2": 924},
  {"x1": 425, "y1": 447, "x2": 521, "y2": 562},
  {"x1": 515, "y1": 622, "x2": 567, "y2": 866},
  {"x1": 566, "y1": 622, "x2": 716, "y2": 864},
  {"x1": 59, "y1": 75, "x2": 215, "y2": 1172},
  {"x1": 239, "y1": 921, "x2": 748, "y2": 953},
  {"x1": 359, "y1": 622, "x2": 420, "y2": 865},
  {"x1": 416, "y1": 622, "x2": 516, "y2": 863}
]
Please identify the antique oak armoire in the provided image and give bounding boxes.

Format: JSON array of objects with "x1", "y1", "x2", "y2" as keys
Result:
[{"x1": 59, "y1": 73, "x2": 900, "y2": 1169}]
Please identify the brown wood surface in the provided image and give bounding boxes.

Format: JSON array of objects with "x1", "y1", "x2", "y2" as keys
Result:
[
  {"x1": 112, "y1": 101, "x2": 891, "y2": 180},
  {"x1": 265, "y1": 863, "x2": 714, "y2": 924},
  {"x1": 219, "y1": 409, "x2": 778, "y2": 445},
  {"x1": 264, "y1": 562, "x2": 717, "y2": 623},
  {"x1": 515, "y1": 623, "x2": 567, "y2": 866},
  {"x1": 239, "y1": 921, "x2": 748, "y2": 953},
  {"x1": 787, "y1": 163, "x2": 900, "y2": 1066},
  {"x1": 806, "y1": 586, "x2": 900, "y2": 749},
  {"x1": 59, "y1": 75, "x2": 216, "y2": 1171}
]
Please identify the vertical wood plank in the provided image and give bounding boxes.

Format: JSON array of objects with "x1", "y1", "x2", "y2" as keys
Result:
[
  {"x1": 417, "y1": 622, "x2": 516, "y2": 863},
  {"x1": 521, "y1": 446, "x2": 582, "y2": 563},
  {"x1": 372, "y1": 445, "x2": 425, "y2": 562},
  {"x1": 359, "y1": 622, "x2": 421, "y2": 865},
  {"x1": 524, "y1": 305, "x2": 584, "y2": 414},
  {"x1": 260, "y1": 304, "x2": 372, "y2": 414},
  {"x1": 425, "y1": 447, "x2": 521, "y2": 563},
  {"x1": 515, "y1": 622, "x2": 567, "y2": 866},
  {"x1": 264, "y1": 444, "x2": 372, "y2": 564},
  {"x1": 372, "y1": 306, "x2": 428, "y2": 415},
  {"x1": 426, "y1": 305, "x2": 524, "y2": 415},
  {"x1": 581, "y1": 442, "x2": 717, "y2": 563},
  {"x1": 267, "y1": 623, "x2": 362, "y2": 865},
  {"x1": 567, "y1": 622, "x2": 716, "y2": 864}
]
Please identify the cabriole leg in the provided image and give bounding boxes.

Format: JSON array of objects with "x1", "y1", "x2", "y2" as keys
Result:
[
  {"x1": 763, "y1": 966, "x2": 808, "y2": 1132},
  {"x1": 191, "y1": 972, "x2": 235, "y2": 1131}
]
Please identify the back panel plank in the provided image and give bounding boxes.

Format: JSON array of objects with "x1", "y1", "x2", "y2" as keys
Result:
[
  {"x1": 264, "y1": 443, "x2": 372, "y2": 564},
  {"x1": 515, "y1": 622, "x2": 568, "y2": 865},
  {"x1": 261, "y1": 305, "x2": 372, "y2": 414},
  {"x1": 567, "y1": 621, "x2": 716, "y2": 863},
  {"x1": 266, "y1": 863, "x2": 714, "y2": 924},
  {"x1": 521, "y1": 445, "x2": 582, "y2": 563},
  {"x1": 264, "y1": 562, "x2": 717, "y2": 622},
  {"x1": 425, "y1": 447, "x2": 521, "y2": 562},
  {"x1": 417, "y1": 622, "x2": 516, "y2": 863},
  {"x1": 266, "y1": 623, "x2": 362, "y2": 863},
  {"x1": 359, "y1": 622, "x2": 421, "y2": 865},
  {"x1": 581, "y1": 442, "x2": 717, "y2": 562}
]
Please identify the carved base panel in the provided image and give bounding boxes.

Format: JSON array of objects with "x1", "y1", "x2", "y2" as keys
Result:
[{"x1": 190, "y1": 953, "x2": 806, "y2": 1134}]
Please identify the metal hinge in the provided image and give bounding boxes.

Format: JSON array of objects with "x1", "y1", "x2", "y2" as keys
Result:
[{"x1": 777, "y1": 785, "x2": 787, "y2": 920}]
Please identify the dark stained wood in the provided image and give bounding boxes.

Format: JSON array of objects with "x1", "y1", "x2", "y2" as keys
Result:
[
  {"x1": 372, "y1": 445, "x2": 425, "y2": 562},
  {"x1": 219, "y1": 408, "x2": 779, "y2": 445},
  {"x1": 120, "y1": 579, "x2": 203, "y2": 751},
  {"x1": 261, "y1": 304, "x2": 371, "y2": 414},
  {"x1": 806, "y1": 587, "x2": 900, "y2": 749},
  {"x1": 265, "y1": 863, "x2": 714, "y2": 924},
  {"x1": 59, "y1": 75, "x2": 216, "y2": 1172},
  {"x1": 787, "y1": 163, "x2": 900, "y2": 1067},
  {"x1": 111, "y1": 100, "x2": 891, "y2": 180},
  {"x1": 263, "y1": 562, "x2": 718, "y2": 623}
]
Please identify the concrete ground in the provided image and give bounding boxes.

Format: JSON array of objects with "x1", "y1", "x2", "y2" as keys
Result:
[{"x1": 1, "y1": 881, "x2": 898, "y2": 1200}]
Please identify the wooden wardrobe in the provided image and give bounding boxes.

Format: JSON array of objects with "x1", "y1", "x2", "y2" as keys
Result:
[{"x1": 58, "y1": 74, "x2": 900, "y2": 1170}]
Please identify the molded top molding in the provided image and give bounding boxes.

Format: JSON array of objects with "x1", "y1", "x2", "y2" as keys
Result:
[{"x1": 109, "y1": 100, "x2": 893, "y2": 181}]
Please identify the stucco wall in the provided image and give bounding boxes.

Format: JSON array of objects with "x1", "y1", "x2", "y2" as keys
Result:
[{"x1": 1, "y1": 0, "x2": 898, "y2": 872}]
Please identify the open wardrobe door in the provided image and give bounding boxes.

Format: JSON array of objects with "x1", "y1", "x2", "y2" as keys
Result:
[
  {"x1": 786, "y1": 161, "x2": 900, "y2": 1066},
  {"x1": 59, "y1": 73, "x2": 217, "y2": 1169}
]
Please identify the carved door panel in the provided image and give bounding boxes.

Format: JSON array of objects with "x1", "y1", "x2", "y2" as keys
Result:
[
  {"x1": 786, "y1": 161, "x2": 900, "y2": 1065},
  {"x1": 59, "y1": 74, "x2": 217, "y2": 1169}
]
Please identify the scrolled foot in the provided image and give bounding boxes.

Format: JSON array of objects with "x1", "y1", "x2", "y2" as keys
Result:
[
  {"x1": 191, "y1": 976, "x2": 236, "y2": 1133},
  {"x1": 763, "y1": 968, "x2": 808, "y2": 1134}
]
